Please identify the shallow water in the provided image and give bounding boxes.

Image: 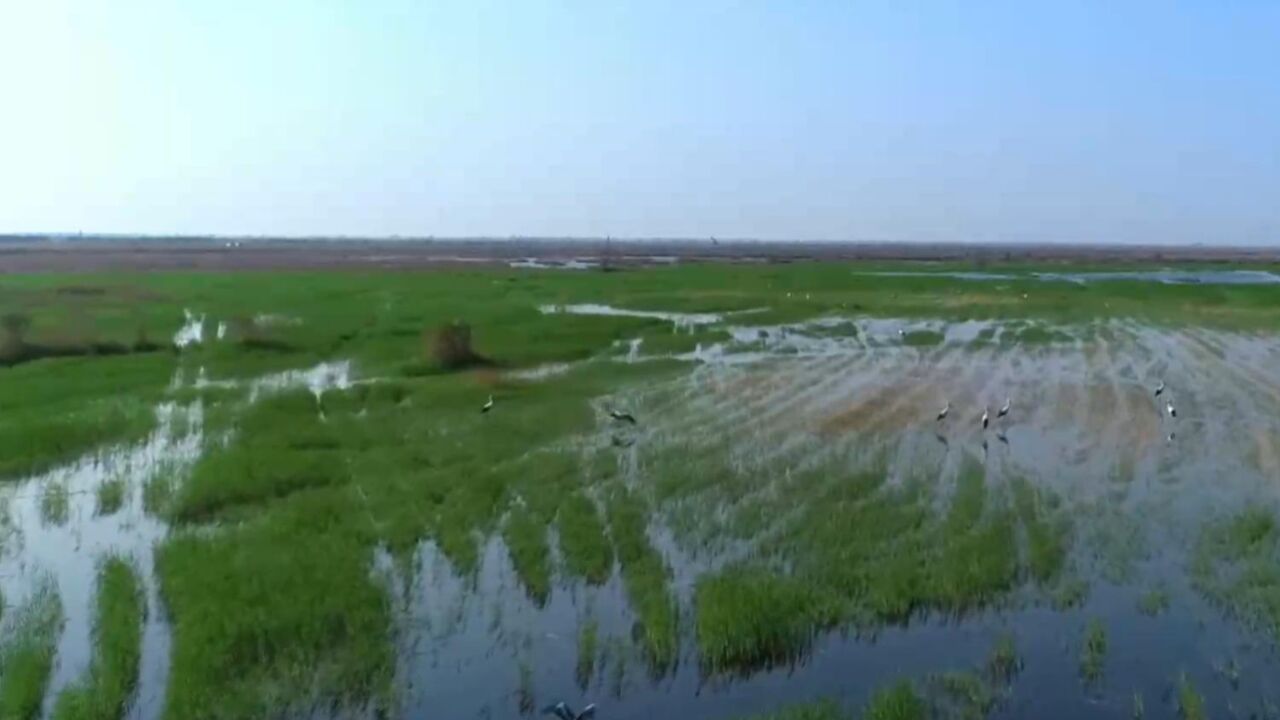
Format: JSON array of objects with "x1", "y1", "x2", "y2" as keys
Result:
[{"x1": 6, "y1": 317, "x2": 1280, "y2": 719}]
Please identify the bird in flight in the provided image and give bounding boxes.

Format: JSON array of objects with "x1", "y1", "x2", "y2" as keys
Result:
[
  {"x1": 608, "y1": 408, "x2": 637, "y2": 424},
  {"x1": 981, "y1": 406, "x2": 990, "y2": 431},
  {"x1": 543, "y1": 702, "x2": 597, "y2": 720},
  {"x1": 481, "y1": 395, "x2": 494, "y2": 414},
  {"x1": 1154, "y1": 380, "x2": 1166, "y2": 397},
  {"x1": 936, "y1": 402, "x2": 950, "y2": 422},
  {"x1": 1166, "y1": 400, "x2": 1177, "y2": 419}
]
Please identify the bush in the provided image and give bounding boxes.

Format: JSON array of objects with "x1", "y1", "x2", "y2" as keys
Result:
[
  {"x1": 427, "y1": 321, "x2": 485, "y2": 369},
  {"x1": 1, "y1": 312, "x2": 31, "y2": 360}
]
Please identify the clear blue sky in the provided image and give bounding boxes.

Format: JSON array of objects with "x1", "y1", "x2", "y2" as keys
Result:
[{"x1": 2, "y1": 1, "x2": 1277, "y2": 244}]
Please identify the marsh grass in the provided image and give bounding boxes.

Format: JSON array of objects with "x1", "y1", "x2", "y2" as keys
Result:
[
  {"x1": 606, "y1": 488, "x2": 678, "y2": 673},
  {"x1": 863, "y1": 682, "x2": 925, "y2": 720},
  {"x1": 1177, "y1": 673, "x2": 1206, "y2": 720},
  {"x1": 156, "y1": 490, "x2": 393, "y2": 720},
  {"x1": 51, "y1": 557, "x2": 145, "y2": 720},
  {"x1": 576, "y1": 619, "x2": 598, "y2": 690},
  {"x1": 1192, "y1": 507, "x2": 1280, "y2": 641},
  {"x1": 1010, "y1": 477, "x2": 1068, "y2": 583},
  {"x1": 0, "y1": 582, "x2": 64, "y2": 720},
  {"x1": 558, "y1": 493, "x2": 613, "y2": 584},
  {"x1": 695, "y1": 566, "x2": 838, "y2": 674},
  {"x1": 1080, "y1": 619, "x2": 1108, "y2": 685},
  {"x1": 987, "y1": 632, "x2": 1021, "y2": 684},
  {"x1": 503, "y1": 507, "x2": 551, "y2": 606},
  {"x1": 41, "y1": 482, "x2": 70, "y2": 526},
  {"x1": 0, "y1": 354, "x2": 171, "y2": 481},
  {"x1": 96, "y1": 477, "x2": 126, "y2": 516},
  {"x1": 1137, "y1": 587, "x2": 1170, "y2": 616}
]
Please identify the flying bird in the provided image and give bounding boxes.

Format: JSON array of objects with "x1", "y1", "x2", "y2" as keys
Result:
[
  {"x1": 543, "y1": 702, "x2": 597, "y2": 720},
  {"x1": 1166, "y1": 400, "x2": 1177, "y2": 419},
  {"x1": 1154, "y1": 380, "x2": 1165, "y2": 398},
  {"x1": 481, "y1": 395, "x2": 494, "y2": 414},
  {"x1": 981, "y1": 406, "x2": 990, "y2": 431},
  {"x1": 936, "y1": 402, "x2": 950, "y2": 422},
  {"x1": 608, "y1": 408, "x2": 637, "y2": 425},
  {"x1": 997, "y1": 397, "x2": 1011, "y2": 419}
]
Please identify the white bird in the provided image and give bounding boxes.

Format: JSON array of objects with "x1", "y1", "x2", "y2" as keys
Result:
[
  {"x1": 1166, "y1": 400, "x2": 1176, "y2": 419},
  {"x1": 1154, "y1": 380, "x2": 1165, "y2": 397},
  {"x1": 481, "y1": 395, "x2": 494, "y2": 414},
  {"x1": 981, "y1": 406, "x2": 990, "y2": 430},
  {"x1": 997, "y1": 397, "x2": 1011, "y2": 419},
  {"x1": 936, "y1": 402, "x2": 950, "y2": 422},
  {"x1": 543, "y1": 702, "x2": 596, "y2": 720},
  {"x1": 898, "y1": 328, "x2": 906, "y2": 338}
]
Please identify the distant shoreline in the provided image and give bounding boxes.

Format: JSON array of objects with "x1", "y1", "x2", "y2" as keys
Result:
[{"x1": 1, "y1": 236, "x2": 1278, "y2": 273}]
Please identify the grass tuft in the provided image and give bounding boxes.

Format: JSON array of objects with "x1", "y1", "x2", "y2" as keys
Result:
[
  {"x1": 1080, "y1": 619, "x2": 1107, "y2": 685},
  {"x1": 51, "y1": 557, "x2": 146, "y2": 720},
  {"x1": 0, "y1": 582, "x2": 64, "y2": 720}
]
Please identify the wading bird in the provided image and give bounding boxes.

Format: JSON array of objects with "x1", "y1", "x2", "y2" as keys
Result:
[
  {"x1": 997, "y1": 397, "x2": 1011, "y2": 419},
  {"x1": 481, "y1": 395, "x2": 494, "y2": 414},
  {"x1": 981, "y1": 406, "x2": 990, "y2": 431},
  {"x1": 543, "y1": 702, "x2": 596, "y2": 720},
  {"x1": 1166, "y1": 400, "x2": 1177, "y2": 419},
  {"x1": 936, "y1": 402, "x2": 950, "y2": 422},
  {"x1": 1154, "y1": 380, "x2": 1166, "y2": 397},
  {"x1": 608, "y1": 408, "x2": 637, "y2": 424}
]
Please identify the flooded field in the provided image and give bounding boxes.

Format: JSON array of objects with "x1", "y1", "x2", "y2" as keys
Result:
[{"x1": 3, "y1": 265, "x2": 1280, "y2": 720}]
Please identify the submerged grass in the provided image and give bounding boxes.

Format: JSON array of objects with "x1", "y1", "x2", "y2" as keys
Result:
[
  {"x1": 51, "y1": 557, "x2": 145, "y2": 720},
  {"x1": 0, "y1": 582, "x2": 64, "y2": 720},
  {"x1": 1080, "y1": 619, "x2": 1108, "y2": 685},
  {"x1": 41, "y1": 481, "x2": 70, "y2": 526},
  {"x1": 1177, "y1": 673, "x2": 1206, "y2": 720},
  {"x1": 96, "y1": 477, "x2": 126, "y2": 516},
  {"x1": 576, "y1": 619, "x2": 598, "y2": 690}
]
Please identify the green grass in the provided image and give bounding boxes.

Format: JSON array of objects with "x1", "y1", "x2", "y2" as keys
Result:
[
  {"x1": 558, "y1": 493, "x2": 614, "y2": 584},
  {"x1": 695, "y1": 565, "x2": 838, "y2": 673},
  {"x1": 0, "y1": 582, "x2": 64, "y2": 720},
  {"x1": 503, "y1": 506, "x2": 552, "y2": 606},
  {"x1": 0, "y1": 353, "x2": 172, "y2": 482},
  {"x1": 1177, "y1": 673, "x2": 1206, "y2": 720},
  {"x1": 156, "y1": 490, "x2": 393, "y2": 719},
  {"x1": 1137, "y1": 587, "x2": 1170, "y2": 616},
  {"x1": 96, "y1": 477, "x2": 126, "y2": 516},
  {"x1": 606, "y1": 488, "x2": 679, "y2": 673},
  {"x1": 863, "y1": 682, "x2": 925, "y2": 720},
  {"x1": 1192, "y1": 506, "x2": 1280, "y2": 642},
  {"x1": 51, "y1": 557, "x2": 145, "y2": 720},
  {"x1": 1080, "y1": 619, "x2": 1108, "y2": 684}
]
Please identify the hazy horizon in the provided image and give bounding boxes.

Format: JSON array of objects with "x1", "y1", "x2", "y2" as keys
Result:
[{"x1": 2, "y1": 2, "x2": 1278, "y2": 245}]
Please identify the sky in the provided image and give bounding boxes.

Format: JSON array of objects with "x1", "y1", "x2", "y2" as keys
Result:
[{"x1": 1, "y1": 1, "x2": 1277, "y2": 244}]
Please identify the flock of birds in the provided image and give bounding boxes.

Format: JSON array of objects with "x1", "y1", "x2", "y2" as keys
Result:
[
  {"x1": 481, "y1": 393, "x2": 639, "y2": 426},
  {"x1": 933, "y1": 378, "x2": 1178, "y2": 447}
]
